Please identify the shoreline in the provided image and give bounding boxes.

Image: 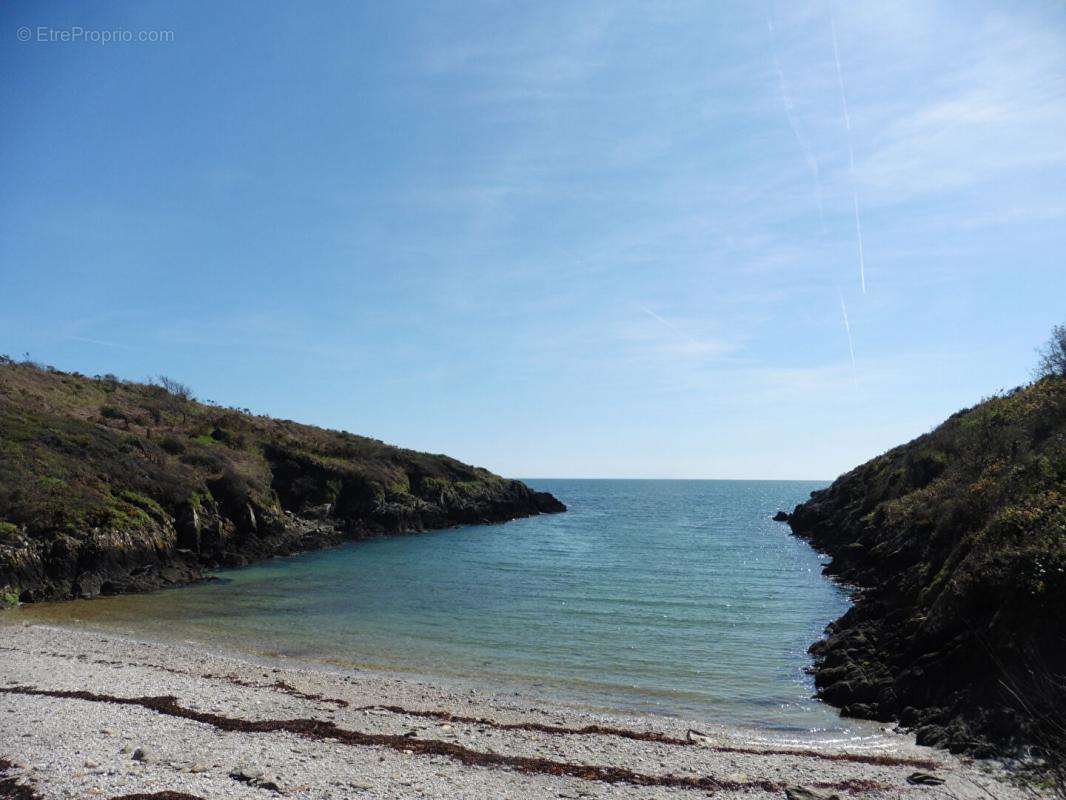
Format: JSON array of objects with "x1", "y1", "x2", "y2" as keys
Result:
[
  {"x1": 6, "y1": 608, "x2": 883, "y2": 746},
  {"x1": 8, "y1": 588, "x2": 866, "y2": 746},
  {"x1": 0, "y1": 620, "x2": 1036, "y2": 799}
]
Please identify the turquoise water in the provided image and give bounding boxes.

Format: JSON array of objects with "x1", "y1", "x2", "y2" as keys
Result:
[{"x1": 30, "y1": 480, "x2": 859, "y2": 734}]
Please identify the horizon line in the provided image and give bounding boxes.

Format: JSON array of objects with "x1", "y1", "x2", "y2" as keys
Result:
[{"x1": 517, "y1": 476, "x2": 831, "y2": 482}]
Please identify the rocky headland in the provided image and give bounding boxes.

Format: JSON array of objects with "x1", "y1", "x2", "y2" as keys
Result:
[
  {"x1": 0, "y1": 360, "x2": 565, "y2": 604},
  {"x1": 782, "y1": 375, "x2": 1065, "y2": 760}
]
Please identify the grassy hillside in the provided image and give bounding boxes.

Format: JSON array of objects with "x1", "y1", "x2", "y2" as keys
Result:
[
  {"x1": 787, "y1": 375, "x2": 1065, "y2": 759},
  {"x1": 0, "y1": 359, "x2": 564, "y2": 603}
]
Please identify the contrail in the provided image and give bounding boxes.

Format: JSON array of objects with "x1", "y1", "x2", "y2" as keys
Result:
[
  {"x1": 851, "y1": 194, "x2": 866, "y2": 294},
  {"x1": 831, "y1": 17, "x2": 867, "y2": 293},
  {"x1": 830, "y1": 19, "x2": 854, "y2": 151},
  {"x1": 64, "y1": 336, "x2": 135, "y2": 350},
  {"x1": 767, "y1": 16, "x2": 826, "y2": 231},
  {"x1": 641, "y1": 307, "x2": 702, "y2": 348},
  {"x1": 838, "y1": 288, "x2": 858, "y2": 388}
]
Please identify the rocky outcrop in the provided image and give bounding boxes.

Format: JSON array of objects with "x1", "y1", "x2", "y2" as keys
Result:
[
  {"x1": 0, "y1": 362, "x2": 565, "y2": 603},
  {"x1": 787, "y1": 376, "x2": 1066, "y2": 757}
]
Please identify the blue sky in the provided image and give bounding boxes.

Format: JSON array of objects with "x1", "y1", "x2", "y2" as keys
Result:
[{"x1": 2, "y1": 1, "x2": 1064, "y2": 479}]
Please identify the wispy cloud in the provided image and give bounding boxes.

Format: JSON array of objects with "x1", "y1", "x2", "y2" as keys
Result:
[
  {"x1": 830, "y1": 17, "x2": 867, "y2": 293},
  {"x1": 767, "y1": 15, "x2": 826, "y2": 231},
  {"x1": 635, "y1": 307, "x2": 739, "y2": 360},
  {"x1": 853, "y1": 16, "x2": 1066, "y2": 204},
  {"x1": 837, "y1": 288, "x2": 858, "y2": 388},
  {"x1": 63, "y1": 336, "x2": 136, "y2": 351}
]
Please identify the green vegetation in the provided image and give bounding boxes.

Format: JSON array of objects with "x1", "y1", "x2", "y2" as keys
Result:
[
  {"x1": 788, "y1": 340, "x2": 1066, "y2": 766},
  {"x1": 0, "y1": 359, "x2": 563, "y2": 602},
  {"x1": 1035, "y1": 323, "x2": 1066, "y2": 379}
]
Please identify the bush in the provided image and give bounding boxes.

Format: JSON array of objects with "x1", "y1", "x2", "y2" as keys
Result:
[
  {"x1": 155, "y1": 375, "x2": 194, "y2": 402},
  {"x1": 210, "y1": 427, "x2": 246, "y2": 449},
  {"x1": 158, "y1": 436, "x2": 186, "y2": 455},
  {"x1": 0, "y1": 521, "x2": 20, "y2": 543},
  {"x1": 99, "y1": 405, "x2": 125, "y2": 421},
  {"x1": 1035, "y1": 324, "x2": 1066, "y2": 379},
  {"x1": 179, "y1": 448, "x2": 229, "y2": 472}
]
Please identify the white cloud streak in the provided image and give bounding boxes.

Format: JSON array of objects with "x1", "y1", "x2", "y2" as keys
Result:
[
  {"x1": 635, "y1": 307, "x2": 740, "y2": 361},
  {"x1": 64, "y1": 336, "x2": 136, "y2": 350},
  {"x1": 831, "y1": 17, "x2": 867, "y2": 294},
  {"x1": 837, "y1": 288, "x2": 858, "y2": 388},
  {"x1": 850, "y1": 193, "x2": 867, "y2": 294},
  {"x1": 767, "y1": 16, "x2": 826, "y2": 232},
  {"x1": 641, "y1": 306, "x2": 703, "y2": 348}
]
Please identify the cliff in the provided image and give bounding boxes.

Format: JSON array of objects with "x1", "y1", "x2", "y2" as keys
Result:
[
  {"x1": 786, "y1": 375, "x2": 1065, "y2": 757},
  {"x1": 0, "y1": 360, "x2": 565, "y2": 603}
]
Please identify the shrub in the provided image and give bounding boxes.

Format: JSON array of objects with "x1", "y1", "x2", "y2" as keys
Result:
[
  {"x1": 0, "y1": 521, "x2": 20, "y2": 543},
  {"x1": 179, "y1": 448, "x2": 229, "y2": 472},
  {"x1": 158, "y1": 436, "x2": 186, "y2": 455},
  {"x1": 1035, "y1": 324, "x2": 1066, "y2": 379},
  {"x1": 154, "y1": 375, "x2": 194, "y2": 401},
  {"x1": 99, "y1": 405, "x2": 125, "y2": 421},
  {"x1": 210, "y1": 427, "x2": 246, "y2": 449}
]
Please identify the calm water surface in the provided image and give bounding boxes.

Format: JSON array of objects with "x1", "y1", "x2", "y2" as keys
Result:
[{"x1": 23, "y1": 480, "x2": 865, "y2": 736}]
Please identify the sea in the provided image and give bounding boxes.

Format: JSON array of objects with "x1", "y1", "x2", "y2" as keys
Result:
[{"x1": 19, "y1": 479, "x2": 881, "y2": 741}]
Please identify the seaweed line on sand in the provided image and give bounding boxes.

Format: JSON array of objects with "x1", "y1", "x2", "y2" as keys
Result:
[
  {"x1": 1, "y1": 642, "x2": 936, "y2": 769},
  {"x1": 0, "y1": 686, "x2": 887, "y2": 794},
  {"x1": 354, "y1": 703, "x2": 939, "y2": 769}
]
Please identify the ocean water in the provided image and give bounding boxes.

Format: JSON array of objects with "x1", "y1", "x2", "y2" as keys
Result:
[{"x1": 23, "y1": 480, "x2": 866, "y2": 736}]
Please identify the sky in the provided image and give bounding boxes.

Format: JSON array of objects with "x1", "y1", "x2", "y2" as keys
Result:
[{"x1": 2, "y1": 1, "x2": 1065, "y2": 479}]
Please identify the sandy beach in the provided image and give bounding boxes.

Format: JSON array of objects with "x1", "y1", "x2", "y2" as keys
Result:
[{"x1": 0, "y1": 620, "x2": 1035, "y2": 800}]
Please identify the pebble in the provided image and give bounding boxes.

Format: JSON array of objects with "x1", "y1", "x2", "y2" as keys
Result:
[{"x1": 0, "y1": 623, "x2": 1033, "y2": 800}]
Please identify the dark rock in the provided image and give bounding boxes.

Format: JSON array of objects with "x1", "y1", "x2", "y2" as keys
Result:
[
  {"x1": 175, "y1": 502, "x2": 201, "y2": 552},
  {"x1": 533, "y1": 491, "x2": 567, "y2": 513},
  {"x1": 899, "y1": 706, "x2": 921, "y2": 727},
  {"x1": 0, "y1": 363, "x2": 568, "y2": 603},
  {"x1": 840, "y1": 703, "x2": 878, "y2": 719},
  {"x1": 230, "y1": 766, "x2": 283, "y2": 792},
  {"x1": 915, "y1": 725, "x2": 949, "y2": 748},
  {"x1": 303, "y1": 503, "x2": 333, "y2": 520},
  {"x1": 784, "y1": 787, "x2": 841, "y2": 800},
  {"x1": 251, "y1": 773, "x2": 283, "y2": 792},
  {"x1": 906, "y1": 772, "x2": 946, "y2": 786},
  {"x1": 787, "y1": 375, "x2": 1066, "y2": 759},
  {"x1": 772, "y1": 510, "x2": 789, "y2": 522}
]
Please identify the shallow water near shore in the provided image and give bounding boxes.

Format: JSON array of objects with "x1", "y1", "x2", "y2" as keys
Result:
[{"x1": 19, "y1": 479, "x2": 871, "y2": 739}]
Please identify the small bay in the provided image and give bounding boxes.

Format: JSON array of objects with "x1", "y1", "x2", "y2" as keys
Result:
[{"x1": 23, "y1": 479, "x2": 865, "y2": 736}]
